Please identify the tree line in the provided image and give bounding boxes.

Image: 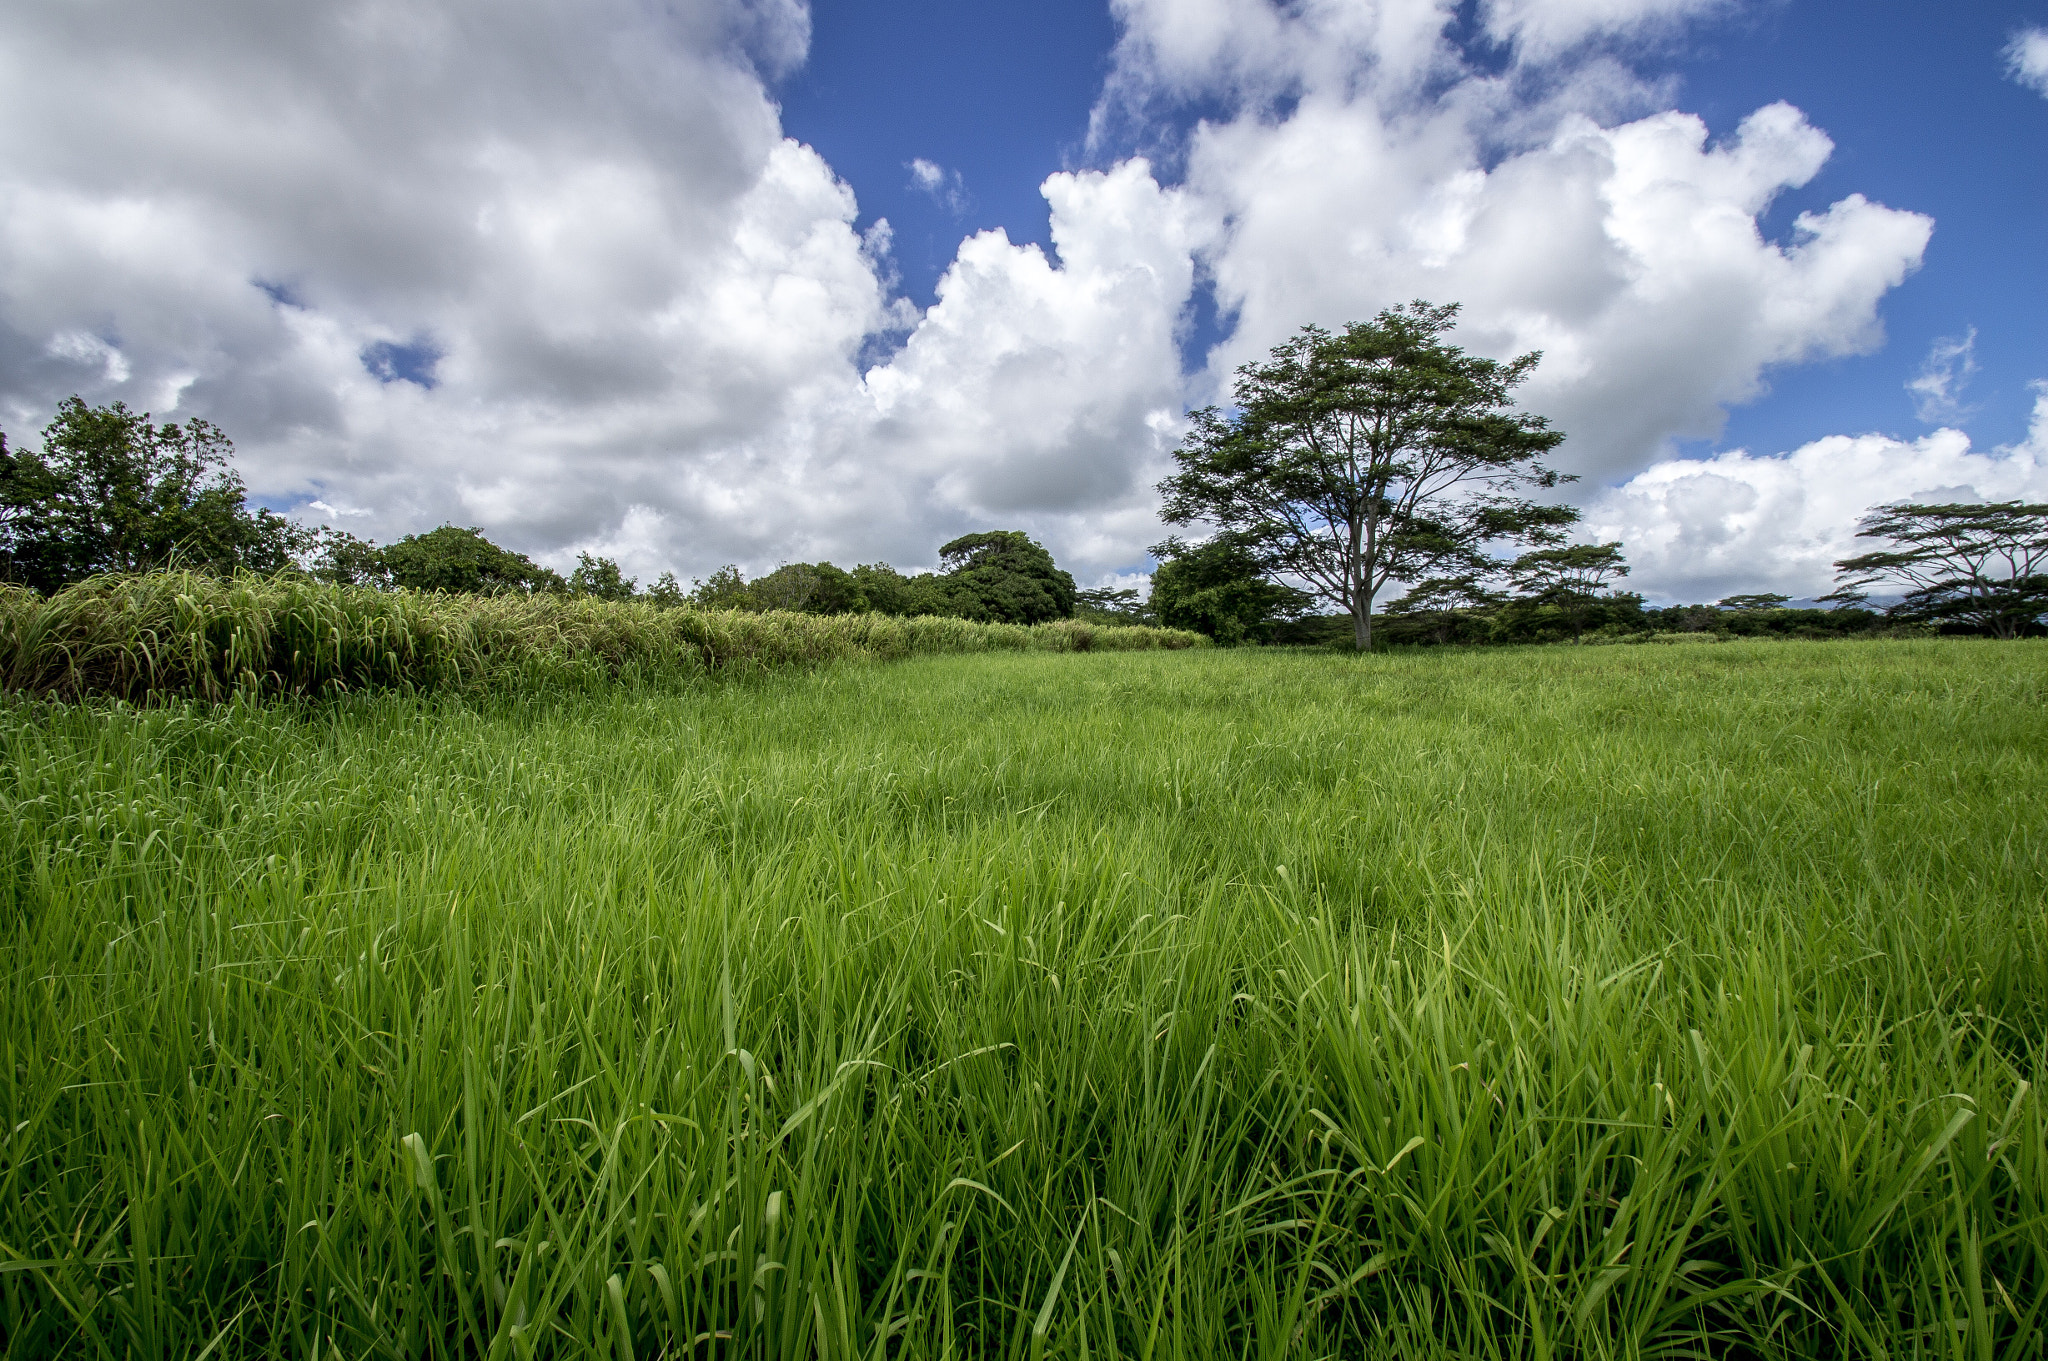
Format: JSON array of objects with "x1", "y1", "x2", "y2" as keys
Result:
[
  {"x1": 0, "y1": 399, "x2": 1088, "y2": 625},
  {"x1": 1151, "y1": 302, "x2": 2047, "y2": 646},
  {"x1": 7, "y1": 311, "x2": 2043, "y2": 645}
]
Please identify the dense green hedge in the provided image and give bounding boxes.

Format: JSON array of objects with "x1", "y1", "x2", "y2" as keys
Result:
[{"x1": 0, "y1": 572, "x2": 1205, "y2": 702}]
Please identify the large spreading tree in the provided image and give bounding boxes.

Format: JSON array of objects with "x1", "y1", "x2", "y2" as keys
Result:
[
  {"x1": 1158, "y1": 302, "x2": 1576, "y2": 649},
  {"x1": 1831, "y1": 501, "x2": 2048, "y2": 638}
]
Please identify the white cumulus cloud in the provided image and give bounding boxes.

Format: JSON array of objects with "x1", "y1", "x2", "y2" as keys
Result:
[
  {"x1": 0, "y1": 0, "x2": 1198, "y2": 584},
  {"x1": 2007, "y1": 27, "x2": 2048, "y2": 97},
  {"x1": 1099, "y1": 0, "x2": 1935, "y2": 482},
  {"x1": 1480, "y1": 0, "x2": 1733, "y2": 61},
  {"x1": 0, "y1": 0, "x2": 884, "y2": 574},
  {"x1": 0, "y1": 0, "x2": 1945, "y2": 598},
  {"x1": 1583, "y1": 386, "x2": 2048, "y2": 602}
]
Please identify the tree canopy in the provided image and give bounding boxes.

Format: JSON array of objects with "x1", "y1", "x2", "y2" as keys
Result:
[
  {"x1": 1832, "y1": 501, "x2": 2047, "y2": 638},
  {"x1": 1073, "y1": 586, "x2": 1150, "y2": 625},
  {"x1": 1, "y1": 398, "x2": 305, "y2": 591},
  {"x1": 1148, "y1": 534, "x2": 1308, "y2": 645},
  {"x1": 567, "y1": 552, "x2": 637, "y2": 602},
  {"x1": 1159, "y1": 302, "x2": 1574, "y2": 649},
  {"x1": 747, "y1": 561, "x2": 868, "y2": 614},
  {"x1": 380, "y1": 525, "x2": 564, "y2": 595},
  {"x1": 932, "y1": 531, "x2": 1076, "y2": 624},
  {"x1": 1507, "y1": 542, "x2": 1631, "y2": 641},
  {"x1": 678, "y1": 533, "x2": 1075, "y2": 623}
]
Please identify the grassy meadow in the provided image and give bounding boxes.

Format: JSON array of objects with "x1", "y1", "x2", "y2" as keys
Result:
[{"x1": 2, "y1": 639, "x2": 2044, "y2": 1358}]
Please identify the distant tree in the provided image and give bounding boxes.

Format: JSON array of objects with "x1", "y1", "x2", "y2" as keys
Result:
[
  {"x1": 934, "y1": 530, "x2": 1076, "y2": 624},
  {"x1": 690, "y1": 564, "x2": 753, "y2": 610},
  {"x1": 568, "y1": 552, "x2": 637, "y2": 601},
  {"x1": 1148, "y1": 534, "x2": 1309, "y2": 645},
  {"x1": 305, "y1": 527, "x2": 392, "y2": 587},
  {"x1": 1509, "y1": 542, "x2": 1631, "y2": 641},
  {"x1": 1832, "y1": 501, "x2": 2048, "y2": 638},
  {"x1": 0, "y1": 431, "x2": 59, "y2": 585},
  {"x1": 802, "y1": 563, "x2": 867, "y2": 614},
  {"x1": 898, "y1": 572, "x2": 960, "y2": 617},
  {"x1": 1383, "y1": 574, "x2": 1506, "y2": 645},
  {"x1": 1159, "y1": 302, "x2": 1576, "y2": 650},
  {"x1": 1389, "y1": 574, "x2": 1505, "y2": 616},
  {"x1": 1717, "y1": 592, "x2": 1790, "y2": 611},
  {"x1": 645, "y1": 571, "x2": 688, "y2": 608},
  {"x1": 672, "y1": 541, "x2": 1078, "y2": 621},
  {"x1": 0, "y1": 397, "x2": 307, "y2": 590},
  {"x1": 850, "y1": 563, "x2": 923, "y2": 616},
  {"x1": 381, "y1": 525, "x2": 564, "y2": 595},
  {"x1": 746, "y1": 561, "x2": 867, "y2": 614},
  {"x1": 1074, "y1": 585, "x2": 1152, "y2": 624},
  {"x1": 746, "y1": 562, "x2": 816, "y2": 612}
]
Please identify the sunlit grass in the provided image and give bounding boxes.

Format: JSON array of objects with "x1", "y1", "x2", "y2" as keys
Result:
[{"x1": 2, "y1": 639, "x2": 2043, "y2": 1357}]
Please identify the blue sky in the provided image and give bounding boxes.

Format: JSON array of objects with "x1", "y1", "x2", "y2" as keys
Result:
[
  {"x1": 779, "y1": 0, "x2": 1119, "y2": 307},
  {"x1": 1666, "y1": 0, "x2": 2048, "y2": 457},
  {"x1": 780, "y1": 0, "x2": 2048, "y2": 460},
  {"x1": 2, "y1": 0, "x2": 2044, "y2": 602}
]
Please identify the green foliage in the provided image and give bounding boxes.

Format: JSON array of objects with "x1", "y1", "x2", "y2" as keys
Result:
[
  {"x1": 380, "y1": 525, "x2": 565, "y2": 596},
  {"x1": 1620, "y1": 603, "x2": 1894, "y2": 643},
  {"x1": 2, "y1": 642, "x2": 2041, "y2": 1357},
  {"x1": 933, "y1": 530, "x2": 1077, "y2": 623},
  {"x1": 1377, "y1": 574, "x2": 1505, "y2": 645},
  {"x1": 549, "y1": 535, "x2": 1079, "y2": 627},
  {"x1": 1159, "y1": 301, "x2": 1575, "y2": 648},
  {"x1": 1375, "y1": 546, "x2": 1637, "y2": 648},
  {"x1": 689, "y1": 563, "x2": 753, "y2": 610},
  {"x1": 1072, "y1": 585, "x2": 1152, "y2": 625},
  {"x1": 746, "y1": 561, "x2": 869, "y2": 615},
  {"x1": 852, "y1": 561, "x2": 956, "y2": 618},
  {"x1": 644, "y1": 571, "x2": 688, "y2": 609},
  {"x1": 0, "y1": 397, "x2": 306, "y2": 590},
  {"x1": 567, "y1": 552, "x2": 637, "y2": 602},
  {"x1": 1507, "y1": 541, "x2": 1632, "y2": 640},
  {"x1": 304, "y1": 527, "x2": 392, "y2": 587},
  {"x1": 1833, "y1": 500, "x2": 2048, "y2": 637},
  {"x1": 0, "y1": 571, "x2": 1205, "y2": 702},
  {"x1": 1148, "y1": 533, "x2": 1309, "y2": 644},
  {"x1": 1371, "y1": 577, "x2": 1902, "y2": 649}
]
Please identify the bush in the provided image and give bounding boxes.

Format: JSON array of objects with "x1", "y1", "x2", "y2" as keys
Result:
[{"x1": 1149, "y1": 535, "x2": 1309, "y2": 645}]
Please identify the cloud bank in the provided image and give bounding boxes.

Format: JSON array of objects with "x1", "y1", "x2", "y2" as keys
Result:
[
  {"x1": 0, "y1": 0, "x2": 1954, "y2": 597},
  {"x1": 1584, "y1": 387, "x2": 2048, "y2": 602}
]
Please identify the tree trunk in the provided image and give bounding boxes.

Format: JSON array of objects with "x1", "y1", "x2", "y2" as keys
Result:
[{"x1": 1353, "y1": 601, "x2": 1372, "y2": 651}]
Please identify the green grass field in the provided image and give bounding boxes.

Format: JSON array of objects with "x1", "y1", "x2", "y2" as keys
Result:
[{"x1": 3, "y1": 640, "x2": 2044, "y2": 1359}]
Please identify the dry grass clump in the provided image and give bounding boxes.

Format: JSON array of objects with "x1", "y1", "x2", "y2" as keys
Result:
[{"x1": 0, "y1": 571, "x2": 1204, "y2": 701}]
